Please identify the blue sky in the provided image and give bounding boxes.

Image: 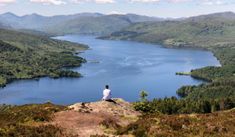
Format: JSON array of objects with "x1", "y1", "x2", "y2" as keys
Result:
[{"x1": 0, "y1": 0, "x2": 235, "y2": 17}]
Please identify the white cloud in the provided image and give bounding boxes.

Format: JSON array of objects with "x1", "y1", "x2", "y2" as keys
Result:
[
  {"x1": 1, "y1": 0, "x2": 232, "y2": 6},
  {"x1": 201, "y1": 0, "x2": 227, "y2": 5},
  {"x1": 130, "y1": 0, "x2": 159, "y2": 2},
  {"x1": 0, "y1": 0, "x2": 15, "y2": 3},
  {"x1": 71, "y1": 0, "x2": 114, "y2": 4},
  {"x1": 108, "y1": 11, "x2": 125, "y2": 14},
  {"x1": 95, "y1": 0, "x2": 114, "y2": 3},
  {"x1": 30, "y1": 0, "x2": 66, "y2": 5},
  {"x1": 129, "y1": 0, "x2": 192, "y2": 3},
  {"x1": 0, "y1": 0, "x2": 15, "y2": 5},
  {"x1": 169, "y1": 0, "x2": 190, "y2": 2},
  {"x1": 128, "y1": 0, "x2": 231, "y2": 4},
  {"x1": 168, "y1": 0, "x2": 230, "y2": 5}
]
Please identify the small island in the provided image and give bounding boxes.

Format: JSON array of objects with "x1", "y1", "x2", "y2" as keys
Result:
[{"x1": 175, "y1": 71, "x2": 191, "y2": 76}]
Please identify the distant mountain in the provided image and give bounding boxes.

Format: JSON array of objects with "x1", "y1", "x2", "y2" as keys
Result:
[
  {"x1": 45, "y1": 14, "x2": 163, "y2": 35},
  {"x1": 187, "y1": 11, "x2": 235, "y2": 22},
  {"x1": 0, "y1": 22, "x2": 11, "y2": 29},
  {"x1": 122, "y1": 13, "x2": 163, "y2": 22},
  {"x1": 0, "y1": 12, "x2": 24, "y2": 29},
  {"x1": 0, "y1": 22, "x2": 5, "y2": 28},
  {"x1": 103, "y1": 12, "x2": 235, "y2": 48},
  {"x1": 44, "y1": 14, "x2": 129, "y2": 35},
  {"x1": 0, "y1": 12, "x2": 104, "y2": 30},
  {"x1": 0, "y1": 12, "x2": 162, "y2": 35}
]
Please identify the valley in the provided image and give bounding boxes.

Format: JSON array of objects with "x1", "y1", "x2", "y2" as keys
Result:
[{"x1": 0, "y1": 11, "x2": 235, "y2": 137}]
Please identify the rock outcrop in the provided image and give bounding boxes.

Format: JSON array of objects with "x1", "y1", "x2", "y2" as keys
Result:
[{"x1": 50, "y1": 98, "x2": 140, "y2": 137}]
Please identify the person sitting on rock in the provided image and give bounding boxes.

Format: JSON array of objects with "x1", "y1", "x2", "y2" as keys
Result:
[{"x1": 102, "y1": 85, "x2": 116, "y2": 104}]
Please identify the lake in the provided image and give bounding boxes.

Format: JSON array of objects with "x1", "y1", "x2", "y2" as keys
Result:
[{"x1": 0, "y1": 35, "x2": 220, "y2": 105}]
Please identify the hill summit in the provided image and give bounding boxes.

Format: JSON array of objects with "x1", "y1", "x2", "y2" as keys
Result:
[{"x1": 50, "y1": 98, "x2": 140, "y2": 136}]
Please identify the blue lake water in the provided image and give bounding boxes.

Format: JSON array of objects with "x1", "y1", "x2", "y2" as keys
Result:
[{"x1": 0, "y1": 35, "x2": 220, "y2": 105}]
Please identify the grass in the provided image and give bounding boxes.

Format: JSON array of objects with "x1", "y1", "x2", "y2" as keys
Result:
[
  {"x1": 117, "y1": 109, "x2": 235, "y2": 137},
  {"x1": 0, "y1": 103, "x2": 67, "y2": 137}
]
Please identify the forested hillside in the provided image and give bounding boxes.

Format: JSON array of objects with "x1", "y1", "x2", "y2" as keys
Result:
[
  {"x1": 104, "y1": 12, "x2": 235, "y2": 48},
  {"x1": 104, "y1": 12, "x2": 235, "y2": 119},
  {"x1": 0, "y1": 29, "x2": 88, "y2": 87},
  {"x1": 0, "y1": 12, "x2": 235, "y2": 136}
]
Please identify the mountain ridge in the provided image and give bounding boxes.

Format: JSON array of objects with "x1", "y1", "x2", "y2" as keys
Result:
[
  {"x1": 0, "y1": 11, "x2": 235, "y2": 137},
  {"x1": 102, "y1": 11, "x2": 235, "y2": 48},
  {"x1": 0, "y1": 12, "x2": 163, "y2": 35},
  {"x1": 1, "y1": 11, "x2": 234, "y2": 35}
]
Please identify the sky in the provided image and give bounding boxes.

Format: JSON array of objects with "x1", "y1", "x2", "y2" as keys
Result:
[{"x1": 0, "y1": 0, "x2": 235, "y2": 18}]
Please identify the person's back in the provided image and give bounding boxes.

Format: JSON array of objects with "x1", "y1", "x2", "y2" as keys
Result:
[
  {"x1": 102, "y1": 88, "x2": 111, "y2": 100},
  {"x1": 102, "y1": 85, "x2": 116, "y2": 104}
]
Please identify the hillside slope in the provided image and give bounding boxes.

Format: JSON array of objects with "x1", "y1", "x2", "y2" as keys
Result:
[
  {"x1": 118, "y1": 108, "x2": 235, "y2": 137},
  {"x1": 0, "y1": 12, "x2": 162, "y2": 35},
  {"x1": 0, "y1": 12, "x2": 102, "y2": 30},
  {"x1": 0, "y1": 28, "x2": 88, "y2": 87},
  {"x1": 102, "y1": 12, "x2": 235, "y2": 101},
  {"x1": 104, "y1": 12, "x2": 235, "y2": 48},
  {"x1": 0, "y1": 100, "x2": 235, "y2": 137},
  {"x1": 45, "y1": 15, "x2": 132, "y2": 35},
  {"x1": 45, "y1": 14, "x2": 163, "y2": 35}
]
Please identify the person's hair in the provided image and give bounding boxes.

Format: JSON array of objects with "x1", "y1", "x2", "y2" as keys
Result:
[{"x1": 105, "y1": 85, "x2": 109, "y2": 89}]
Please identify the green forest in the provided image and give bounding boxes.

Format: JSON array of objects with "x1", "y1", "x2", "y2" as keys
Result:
[
  {"x1": 105, "y1": 12, "x2": 235, "y2": 107},
  {"x1": 0, "y1": 12, "x2": 235, "y2": 136},
  {"x1": 0, "y1": 29, "x2": 88, "y2": 87},
  {"x1": 107, "y1": 13, "x2": 235, "y2": 135}
]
